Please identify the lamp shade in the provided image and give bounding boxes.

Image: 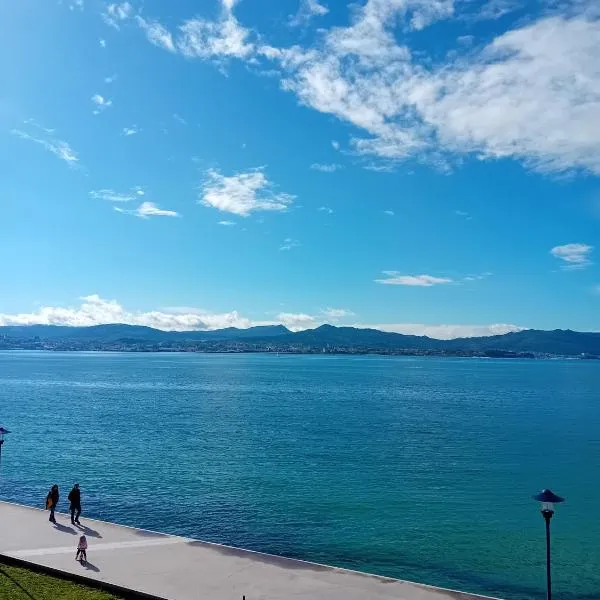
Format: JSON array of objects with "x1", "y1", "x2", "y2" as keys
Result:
[{"x1": 533, "y1": 489, "x2": 565, "y2": 504}]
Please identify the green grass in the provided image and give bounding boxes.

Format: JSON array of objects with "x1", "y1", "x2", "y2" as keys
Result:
[{"x1": 0, "y1": 563, "x2": 122, "y2": 600}]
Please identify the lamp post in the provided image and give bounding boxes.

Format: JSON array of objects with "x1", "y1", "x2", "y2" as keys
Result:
[
  {"x1": 533, "y1": 489, "x2": 565, "y2": 600},
  {"x1": 0, "y1": 427, "x2": 10, "y2": 466}
]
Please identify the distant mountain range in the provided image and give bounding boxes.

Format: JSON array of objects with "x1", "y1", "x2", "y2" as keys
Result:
[
  {"x1": 1, "y1": 323, "x2": 599, "y2": 356},
  {"x1": 0, "y1": 324, "x2": 289, "y2": 342}
]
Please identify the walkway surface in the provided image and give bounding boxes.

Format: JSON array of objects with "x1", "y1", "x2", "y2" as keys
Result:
[{"x1": 0, "y1": 501, "x2": 498, "y2": 600}]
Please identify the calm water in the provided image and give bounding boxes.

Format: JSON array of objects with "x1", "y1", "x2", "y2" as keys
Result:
[{"x1": 0, "y1": 351, "x2": 599, "y2": 599}]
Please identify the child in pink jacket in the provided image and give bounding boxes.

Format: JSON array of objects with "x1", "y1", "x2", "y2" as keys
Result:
[{"x1": 75, "y1": 535, "x2": 88, "y2": 564}]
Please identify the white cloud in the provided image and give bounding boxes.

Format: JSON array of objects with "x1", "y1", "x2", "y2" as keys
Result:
[
  {"x1": 362, "y1": 322, "x2": 525, "y2": 339},
  {"x1": 140, "y1": 0, "x2": 253, "y2": 62},
  {"x1": 375, "y1": 272, "x2": 453, "y2": 286},
  {"x1": 455, "y1": 210, "x2": 472, "y2": 220},
  {"x1": 318, "y1": 205, "x2": 334, "y2": 214},
  {"x1": 310, "y1": 163, "x2": 343, "y2": 172},
  {"x1": 0, "y1": 295, "x2": 253, "y2": 331},
  {"x1": 104, "y1": 2, "x2": 133, "y2": 28},
  {"x1": 178, "y1": 13, "x2": 253, "y2": 60},
  {"x1": 218, "y1": 220, "x2": 236, "y2": 226},
  {"x1": 104, "y1": 74, "x2": 117, "y2": 84},
  {"x1": 279, "y1": 238, "x2": 301, "y2": 251},
  {"x1": 384, "y1": 209, "x2": 395, "y2": 216},
  {"x1": 463, "y1": 272, "x2": 492, "y2": 282},
  {"x1": 115, "y1": 202, "x2": 180, "y2": 219},
  {"x1": 289, "y1": 0, "x2": 329, "y2": 27},
  {"x1": 470, "y1": 0, "x2": 522, "y2": 22},
  {"x1": 90, "y1": 188, "x2": 139, "y2": 202},
  {"x1": 221, "y1": 0, "x2": 241, "y2": 10},
  {"x1": 129, "y1": 0, "x2": 600, "y2": 175},
  {"x1": 91, "y1": 94, "x2": 112, "y2": 114},
  {"x1": 281, "y1": 2, "x2": 600, "y2": 174},
  {"x1": 322, "y1": 308, "x2": 355, "y2": 318},
  {"x1": 99, "y1": 39, "x2": 106, "y2": 48},
  {"x1": 122, "y1": 126, "x2": 139, "y2": 136},
  {"x1": 276, "y1": 312, "x2": 317, "y2": 331},
  {"x1": 200, "y1": 167, "x2": 295, "y2": 216},
  {"x1": 11, "y1": 128, "x2": 79, "y2": 167},
  {"x1": 0, "y1": 295, "x2": 527, "y2": 338},
  {"x1": 331, "y1": 140, "x2": 340, "y2": 150},
  {"x1": 137, "y1": 17, "x2": 176, "y2": 52},
  {"x1": 172, "y1": 113, "x2": 187, "y2": 125},
  {"x1": 550, "y1": 243, "x2": 593, "y2": 270}
]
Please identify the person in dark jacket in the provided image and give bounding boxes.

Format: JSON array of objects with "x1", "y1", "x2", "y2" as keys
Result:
[
  {"x1": 46, "y1": 485, "x2": 59, "y2": 523},
  {"x1": 68, "y1": 483, "x2": 81, "y2": 525}
]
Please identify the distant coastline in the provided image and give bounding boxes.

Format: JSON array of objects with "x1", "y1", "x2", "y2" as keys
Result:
[{"x1": 1, "y1": 322, "x2": 599, "y2": 359}]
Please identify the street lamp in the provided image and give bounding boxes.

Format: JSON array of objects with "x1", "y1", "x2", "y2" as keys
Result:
[
  {"x1": 533, "y1": 489, "x2": 565, "y2": 600},
  {"x1": 0, "y1": 427, "x2": 10, "y2": 466}
]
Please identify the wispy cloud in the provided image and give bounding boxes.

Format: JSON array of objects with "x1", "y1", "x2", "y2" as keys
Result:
[
  {"x1": 469, "y1": 0, "x2": 523, "y2": 22},
  {"x1": 138, "y1": 0, "x2": 252, "y2": 60},
  {"x1": 115, "y1": 201, "x2": 180, "y2": 219},
  {"x1": 361, "y1": 322, "x2": 525, "y2": 340},
  {"x1": 172, "y1": 113, "x2": 187, "y2": 125},
  {"x1": 550, "y1": 243, "x2": 593, "y2": 270},
  {"x1": 384, "y1": 210, "x2": 395, "y2": 216},
  {"x1": 455, "y1": 210, "x2": 472, "y2": 220},
  {"x1": 318, "y1": 206, "x2": 334, "y2": 214},
  {"x1": 279, "y1": 238, "x2": 301, "y2": 251},
  {"x1": 322, "y1": 308, "x2": 355, "y2": 319},
  {"x1": 90, "y1": 188, "x2": 141, "y2": 202},
  {"x1": 463, "y1": 272, "x2": 492, "y2": 282},
  {"x1": 104, "y1": 74, "x2": 117, "y2": 84},
  {"x1": 22, "y1": 119, "x2": 56, "y2": 135},
  {"x1": 375, "y1": 273, "x2": 453, "y2": 286},
  {"x1": 276, "y1": 307, "x2": 355, "y2": 330},
  {"x1": 331, "y1": 140, "x2": 340, "y2": 150},
  {"x1": 276, "y1": 312, "x2": 317, "y2": 331},
  {"x1": 137, "y1": 17, "x2": 176, "y2": 53},
  {"x1": 218, "y1": 220, "x2": 236, "y2": 226},
  {"x1": 11, "y1": 127, "x2": 79, "y2": 167},
  {"x1": 99, "y1": 39, "x2": 106, "y2": 48},
  {"x1": 122, "y1": 126, "x2": 140, "y2": 136},
  {"x1": 289, "y1": 0, "x2": 329, "y2": 27},
  {"x1": 103, "y1": 2, "x2": 133, "y2": 29},
  {"x1": 310, "y1": 163, "x2": 343, "y2": 172},
  {"x1": 200, "y1": 167, "x2": 295, "y2": 216},
  {"x1": 91, "y1": 94, "x2": 112, "y2": 114}
]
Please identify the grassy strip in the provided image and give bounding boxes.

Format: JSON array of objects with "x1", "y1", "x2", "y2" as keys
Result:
[{"x1": 0, "y1": 563, "x2": 123, "y2": 600}]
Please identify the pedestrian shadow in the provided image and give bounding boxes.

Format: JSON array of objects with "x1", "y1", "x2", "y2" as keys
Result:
[
  {"x1": 53, "y1": 522, "x2": 77, "y2": 535},
  {"x1": 0, "y1": 566, "x2": 39, "y2": 600},
  {"x1": 75, "y1": 523, "x2": 103, "y2": 539},
  {"x1": 81, "y1": 561, "x2": 100, "y2": 573}
]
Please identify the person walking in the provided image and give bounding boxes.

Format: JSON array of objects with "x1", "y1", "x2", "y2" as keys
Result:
[
  {"x1": 46, "y1": 484, "x2": 59, "y2": 523},
  {"x1": 68, "y1": 483, "x2": 81, "y2": 525}
]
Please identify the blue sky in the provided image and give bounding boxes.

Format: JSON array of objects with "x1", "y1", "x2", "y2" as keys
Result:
[{"x1": 1, "y1": 0, "x2": 599, "y2": 338}]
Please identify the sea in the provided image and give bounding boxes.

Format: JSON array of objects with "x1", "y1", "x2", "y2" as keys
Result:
[{"x1": 0, "y1": 350, "x2": 599, "y2": 599}]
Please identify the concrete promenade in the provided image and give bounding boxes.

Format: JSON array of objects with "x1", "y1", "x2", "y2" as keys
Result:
[{"x1": 0, "y1": 501, "x2": 498, "y2": 600}]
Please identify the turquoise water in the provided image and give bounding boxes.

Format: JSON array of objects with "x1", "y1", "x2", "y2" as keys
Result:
[{"x1": 0, "y1": 351, "x2": 599, "y2": 599}]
